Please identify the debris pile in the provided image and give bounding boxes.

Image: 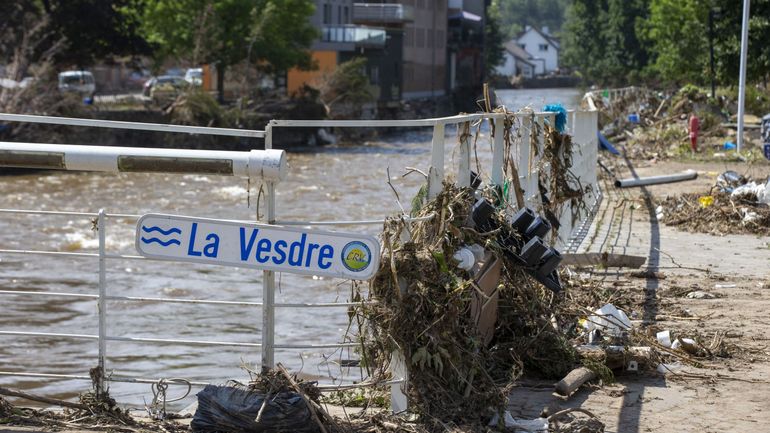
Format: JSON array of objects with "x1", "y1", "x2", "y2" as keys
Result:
[
  {"x1": 590, "y1": 86, "x2": 768, "y2": 160},
  {"x1": 659, "y1": 171, "x2": 770, "y2": 236}
]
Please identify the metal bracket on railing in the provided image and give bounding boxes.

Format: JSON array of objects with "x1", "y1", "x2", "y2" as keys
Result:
[{"x1": 146, "y1": 378, "x2": 192, "y2": 420}]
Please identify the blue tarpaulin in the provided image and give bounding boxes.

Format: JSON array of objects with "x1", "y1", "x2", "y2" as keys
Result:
[{"x1": 598, "y1": 132, "x2": 620, "y2": 155}]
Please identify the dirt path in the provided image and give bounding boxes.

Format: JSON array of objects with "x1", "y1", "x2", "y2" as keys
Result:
[{"x1": 508, "y1": 158, "x2": 770, "y2": 433}]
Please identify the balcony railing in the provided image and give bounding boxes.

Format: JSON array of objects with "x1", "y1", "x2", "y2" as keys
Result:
[
  {"x1": 321, "y1": 25, "x2": 386, "y2": 47},
  {"x1": 353, "y1": 3, "x2": 414, "y2": 24}
]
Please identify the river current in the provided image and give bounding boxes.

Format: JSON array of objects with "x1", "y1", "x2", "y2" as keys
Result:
[{"x1": 0, "y1": 88, "x2": 582, "y2": 407}]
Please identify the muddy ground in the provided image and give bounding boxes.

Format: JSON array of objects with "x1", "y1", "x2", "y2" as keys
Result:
[{"x1": 507, "y1": 157, "x2": 770, "y2": 433}]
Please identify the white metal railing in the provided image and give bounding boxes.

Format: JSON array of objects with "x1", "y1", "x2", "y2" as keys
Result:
[{"x1": 0, "y1": 107, "x2": 599, "y2": 412}]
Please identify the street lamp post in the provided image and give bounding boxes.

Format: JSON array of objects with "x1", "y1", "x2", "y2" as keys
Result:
[{"x1": 708, "y1": 8, "x2": 721, "y2": 99}]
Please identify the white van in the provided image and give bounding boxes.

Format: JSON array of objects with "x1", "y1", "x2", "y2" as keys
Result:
[{"x1": 58, "y1": 71, "x2": 96, "y2": 96}]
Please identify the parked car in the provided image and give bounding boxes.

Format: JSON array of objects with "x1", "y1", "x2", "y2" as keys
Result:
[
  {"x1": 142, "y1": 75, "x2": 188, "y2": 99},
  {"x1": 58, "y1": 71, "x2": 96, "y2": 96},
  {"x1": 184, "y1": 68, "x2": 203, "y2": 86}
]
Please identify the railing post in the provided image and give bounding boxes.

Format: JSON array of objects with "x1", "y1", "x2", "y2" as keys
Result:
[
  {"x1": 261, "y1": 122, "x2": 276, "y2": 371},
  {"x1": 428, "y1": 123, "x2": 445, "y2": 199},
  {"x1": 518, "y1": 114, "x2": 532, "y2": 204},
  {"x1": 390, "y1": 350, "x2": 408, "y2": 414},
  {"x1": 96, "y1": 209, "x2": 107, "y2": 397},
  {"x1": 457, "y1": 121, "x2": 471, "y2": 188},
  {"x1": 261, "y1": 184, "x2": 276, "y2": 369},
  {"x1": 491, "y1": 116, "x2": 505, "y2": 188}
]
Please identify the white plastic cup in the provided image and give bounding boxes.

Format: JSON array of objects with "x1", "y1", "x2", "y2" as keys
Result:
[{"x1": 453, "y1": 248, "x2": 475, "y2": 271}]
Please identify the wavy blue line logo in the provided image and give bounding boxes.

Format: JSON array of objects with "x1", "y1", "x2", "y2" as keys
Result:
[{"x1": 140, "y1": 225, "x2": 182, "y2": 247}]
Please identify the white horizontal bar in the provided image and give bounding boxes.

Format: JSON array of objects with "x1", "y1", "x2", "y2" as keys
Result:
[
  {"x1": 275, "y1": 218, "x2": 391, "y2": 226},
  {"x1": 0, "y1": 371, "x2": 92, "y2": 381},
  {"x1": 0, "y1": 371, "x2": 210, "y2": 387},
  {"x1": 275, "y1": 302, "x2": 366, "y2": 308},
  {"x1": 269, "y1": 113, "x2": 505, "y2": 128},
  {"x1": 316, "y1": 378, "x2": 404, "y2": 391},
  {"x1": 0, "y1": 113, "x2": 265, "y2": 138},
  {"x1": 106, "y1": 295, "x2": 262, "y2": 307},
  {"x1": 104, "y1": 254, "x2": 146, "y2": 260},
  {"x1": 0, "y1": 248, "x2": 98, "y2": 258},
  {"x1": 106, "y1": 375, "x2": 209, "y2": 387},
  {"x1": 0, "y1": 290, "x2": 97, "y2": 299},
  {"x1": 0, "y1": 209, "x2": 98, "y2": 217},
  {"x1": 106, "y1": 213, "x2": 141, "y2": 219},
  {"x1": 0, "y1": 142, "x2": 287, "y2": 181},
  {"x1": 105, "y1": 336, "x2": 261, "y2": 348},
  {"x1": 274, "y1": 343, "x2": 359, "y2": 349},
  {"x1": 0, "y1": 330, "x2": 98, "y2": 339},
  {"x1": 0, "y1": 290, "x2": 364, "y2": 308},
  {"x1": 275, "y1": 213, "x2": 436, "y2": 227}
]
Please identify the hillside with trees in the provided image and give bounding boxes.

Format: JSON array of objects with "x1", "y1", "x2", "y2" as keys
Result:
[{"x1": 561, "y1": 0, "x2": 770, "y2": 87}]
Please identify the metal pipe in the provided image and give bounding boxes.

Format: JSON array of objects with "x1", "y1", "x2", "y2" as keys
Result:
[
  {"x1": 614, "y1": 169, "x2": 697, "y2": 188},
  {"x1": 737, "y1": 0, "x2": 751, "y2": 154},
  {"x1": 0, "y1": 113, "x2": 265, "y2": 138},
  {"x1": 261, "y1": 182, "x2": 276, "y2": 369},
  {"x1": 0, "y1": 142, "x2": 286, "y2": 182},
  {"x1": 105, "y1": 336, "x2": 261, "y2": 348},
  {"x1": 97, "y1": 209, "x2": 107, "y2": 396}
]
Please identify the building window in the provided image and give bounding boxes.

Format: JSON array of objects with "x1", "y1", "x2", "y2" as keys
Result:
[
  {"x1": 436, "y1": 29, "x2": 444, "y2": 49},
  {"x1": 370, "y1": 65, "x2": 379, "y2": 84},
  {"x1": 416, "y1": 28, "x2": 425, "y2": 48},
  {"x1": 404, "y1": 28, "x2": 414, "y2": 47},
  {"x1": 427, "y1": 29, "x2": 433, "y2": 48},
  {"x1": 338, "y1": 5, "x2": 342, "y2": 24},
  {"x1": 539, "y1": 44, "x2": 548, "y2": 51},
  {"x1": 323, "y1": 4, "x2": 331, "y2": 24},
  {"x1": 520, "y1": 44, "x2": 526, "y2": 50},
  {"x1": 343, "y1": 6, "x2": 349, "y2": 23}
]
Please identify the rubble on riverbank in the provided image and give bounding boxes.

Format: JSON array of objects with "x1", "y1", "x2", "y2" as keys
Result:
[{"x1": 590, "y1": 85, "x2": 769, "y2": 161}]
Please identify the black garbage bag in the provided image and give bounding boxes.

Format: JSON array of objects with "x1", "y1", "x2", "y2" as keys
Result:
[{"x1": 191, "y1": 385, "x2": 319, "y2": 433}]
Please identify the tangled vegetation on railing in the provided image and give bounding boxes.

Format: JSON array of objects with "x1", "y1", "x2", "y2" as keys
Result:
[{"x1": 350, "y1": 182, "x2": 578, "y2": 430}]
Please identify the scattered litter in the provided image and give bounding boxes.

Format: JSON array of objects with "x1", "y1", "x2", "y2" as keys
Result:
[
  {"x1": 731, "y1": 179, "x2": 770, "y2": 204},
  {"x1": 686, "y1": 291, "x2": 716, "y2": 299},
  {"x1": 698, "y1": 195, "x2": 714, "y2": 208},
  {"x1": 714, "y1": 284, "x2": 737, "y2": 289},
  {"x1": 716, "y1": 170, "x2": 746, "y2": 192},
  {"x1": 661, "y1": 183, "x2": 770, "y2": 236},
  {"x1": 584, "y1": 304, "x2": 632, "y2": 337},
  {"x1": 671, "y1": 338, "x2": 698, "y2": 354},
  {"x1": 657, "y1": 362, "x2": 683, "y2": 374},
  {"x1": 191, "y1": 385, "x2": 316, "y2": 433},
  {"x1": 656, "y1": 330, "x2": 672, "y2": 347},
  {"x1": 489, "y1": 411, "x2": 548, "y2": 432}
]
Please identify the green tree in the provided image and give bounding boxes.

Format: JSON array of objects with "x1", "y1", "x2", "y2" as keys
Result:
[
  {"x1": 485, "y1": 2, "x2": 506, "y2": 77},
  {"x1": 141, "y1": 0, "x2": 317, "y2": 102},
  {"x1": 562, "y1": 0, "x2": 649, "y2": 86},
  {"x1": 712, "y1": 0, "x2": 770, "y2": 85},
  {"x1": 640, "y1": 0, "x2": 709, "y2": 85},
  {"x1": 42, "y1": 0, "x2": 151, "y2": 68},
  {"x1": 492, "y1": 0, "x2": 569, "y2": 40}
]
